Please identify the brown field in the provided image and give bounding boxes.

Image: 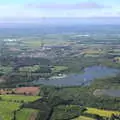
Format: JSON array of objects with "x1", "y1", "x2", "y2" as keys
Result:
[
  {"x1": 0, "y1": 87, "x2": 40, "y2": 96},
  {"x1": 15, "y1": 87, "x2": 40, "y2": 96},
  {"x1": 0, "y1": 88, "x2": 14, "y2": 94}
]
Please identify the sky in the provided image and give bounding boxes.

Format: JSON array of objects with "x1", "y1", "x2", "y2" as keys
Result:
[{"x1": 0, "y1": 0, "x2": 120, "y2": 24}]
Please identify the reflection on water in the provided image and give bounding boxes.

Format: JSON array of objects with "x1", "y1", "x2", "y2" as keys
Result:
[{"x1": 32, "y1": 66, "x2": 119, "y2": 87}]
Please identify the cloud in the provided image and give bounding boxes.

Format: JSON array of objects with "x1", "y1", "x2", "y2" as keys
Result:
[
  {"x1": 0, "y1": 3, "x2": 117, "y2": 20},
  {"x1": 27, "y1": 2, "x2": 108, "y2": 10},
  {"x1": 0, "y1": 4, "x2": 43, "y2": 19}
]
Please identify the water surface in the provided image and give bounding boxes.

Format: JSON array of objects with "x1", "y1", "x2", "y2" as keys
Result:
[{"x1": 32, "y1": 66, "x2": 119, "y2": 86}]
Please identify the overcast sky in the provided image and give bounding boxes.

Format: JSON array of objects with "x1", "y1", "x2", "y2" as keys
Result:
[{"x1": 0, "y1": 0, "x2": 120, "y2": 24}]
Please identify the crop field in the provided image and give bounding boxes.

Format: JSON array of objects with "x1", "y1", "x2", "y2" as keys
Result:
[
  {"x1": 23, "y1": 40, "x2": 62, "y2": 47},
  {"x1": 84, "y1": 54, "x2": 100, "y2": 57},
  {"x1": 73, "y1": 116, "x2": 95, "y2": 120},
  {"x1": 83, "y1": 49, "x2": 104, "y2": 55},
  {"x1": 86, "y1": 108, "x2": 120, "y2": 118},
  {"x1": 73, "y1": 108, "x2": 120, "y2": 120},
  {"x1": 23, "y1": 40, "x2": 42, "y2": 47},
  {"x1": 52, "y1": 66, "x2": 68, "y2": 73},
  {"x1": 0, "y1": 66, "x2": 13, "y2": 74},
  {"x1": 23, "y1": 39, "x2": 67, "y2": 47},
  {"x1": 15, "y1": 87, "x2": 40, "y2": 96},
  {"x1": 0, "y1": 95, "x2": 40, "y2": 102},
  {"x1": 19, "y1": 65, "x2": 40, "y2": 72},
  {"x1": 16, "y1": 108, "x2": 38, "y2": 120},
  {"x1": 0, "y1": 101, "x2": 20, "y2": 120},
  {"x1": 0, "y1": 95, "x2": 39, "y2": 120}
]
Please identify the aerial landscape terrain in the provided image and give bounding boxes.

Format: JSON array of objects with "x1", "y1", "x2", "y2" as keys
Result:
[
  {"x1": 1, "y1": 0, "x2": 120, "y2": 119},
  {"x1": 0, "y1": 24, "x2": 120, "y2": 120}
]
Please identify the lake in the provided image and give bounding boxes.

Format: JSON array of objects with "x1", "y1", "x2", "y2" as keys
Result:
[{"x1": 32, "y1": 66, "x2": 119, "y2": 87}]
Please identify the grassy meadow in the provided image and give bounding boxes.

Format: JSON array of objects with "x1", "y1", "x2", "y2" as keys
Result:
[
  {"x1": 0, "y1": 95, "x2": 40, "y2": 102},
  {"x1": 0, "y1": 95, "x2": 39, "y2": 120}
]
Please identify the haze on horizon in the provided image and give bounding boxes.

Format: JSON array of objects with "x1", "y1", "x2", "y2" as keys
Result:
[{"x1": 0, "y1": 0, "x2": 120, "y2": 26}]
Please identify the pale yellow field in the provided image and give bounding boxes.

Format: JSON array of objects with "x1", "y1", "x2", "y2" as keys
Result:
[
  {"x1": 83, "y1": 49, "x2": 103, "y2": 55},
  {"x1": 86, "y1": 108, "x2": 120, "y2": 117},
  {"x1": 73, "y1": 116, "x2": 94, "y2": 120}
]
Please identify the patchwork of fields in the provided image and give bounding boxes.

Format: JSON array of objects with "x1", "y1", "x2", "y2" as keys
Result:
[
  {"x1": 0, "y1": 66, "x2": 13, "y2": 74},
  {"x1": 0, "y1": 95, "x2": 40, "y2": 120},
  {"x1": 0, "y1": 101, "x2": 20, "y2": 120},
  {"x1": 86, "y1": 107, "x2": 120, "y2": 118},
  {"x1": 73, "y1": 107, "x2": 120, "y2": 120}
]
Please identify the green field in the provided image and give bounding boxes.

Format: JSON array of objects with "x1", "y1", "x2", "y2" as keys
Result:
[
  {"x1": 86, "y1": 108, "x2": 120, "y2": 118},
  {"x1": 19, "y1": 65, "x2": 40, "y2": 72},
  {"x1": 23, "y1": 39, "x2": 67, "y2": 47},
  {"x1": 72, "y1": 107, "x2": 120, "y2": 120},
  {"x1": 83, "y1": 49, "x2": 104, "y2": 55},
  {"x1": 0, "y1": 95, "x2": 40, "y2": 102},
  {"x1": 23, "y1": 40, "x2": 42, "y2": 47},
  {"x1": 19, "y1": 65, "x2": 68, "y2": 73},
  {"x1": 16, "y1": 108, "x2": 37, "y2": 120},
  {"x1": 0, "y1": 66, "x2": 13, "y2": 74},
  {"x1": 0, "y1": 101, "x2": 20, "y2": 120},
  {"x1": 52, "y1": 66, "x2": 68, "y2": 73},
  {"x1": 0, "y1": 95, "x2": 39, "y2": 120},
  {"x1": 73, "y1": 116, "x2": 95, "y2": 120}
]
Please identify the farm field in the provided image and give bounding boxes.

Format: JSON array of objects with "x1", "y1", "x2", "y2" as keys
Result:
[
  {"x1": 1, "y1": 24, "x2": 120, "y2": 120},
  {"x1": 83, "y1": 49, "x2": 104, "y2": 55},
  {"x1": 0, "y1": 95, "x2": 40, "y2": 120},
  {"x1": 0, "y1": 66, "x2": 13, "y2": 74},
  {"x1": 86, "y1": 107, "x2": 120, "y2": 118},
  {"x1": 16, "y1": 108, "x2": 38, "y2": 120},
  {"x1": 73, "y1": 116, "x2": 95, "y2": 120},
  {"x1": 19, "y1": 65, "x2": 40, "y2": 72},
  {"x1": 23, "y1": 40, "x2": 42, "y2": 47},
  {"x1": 52, "y1": 66, "x2": 68, "y2": 73},
  {"x1": 18, "y1": 65, "x2": 68, "y2": 74},
  {"x1": 23, "y1": 39, "x2": 67, "y2": 47},
  {"x1": 15, "y1": 87, "x2": 40, "y2": 96},
  {"x1": 73, "y1": 107, "x2": 120, "y2": 120},
  {"x1": 0, "y1": 101, "x2": 20, "y2": 120},
  {"x1": 0, "y1": 95, "x2": 40, "y2": 102}
]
